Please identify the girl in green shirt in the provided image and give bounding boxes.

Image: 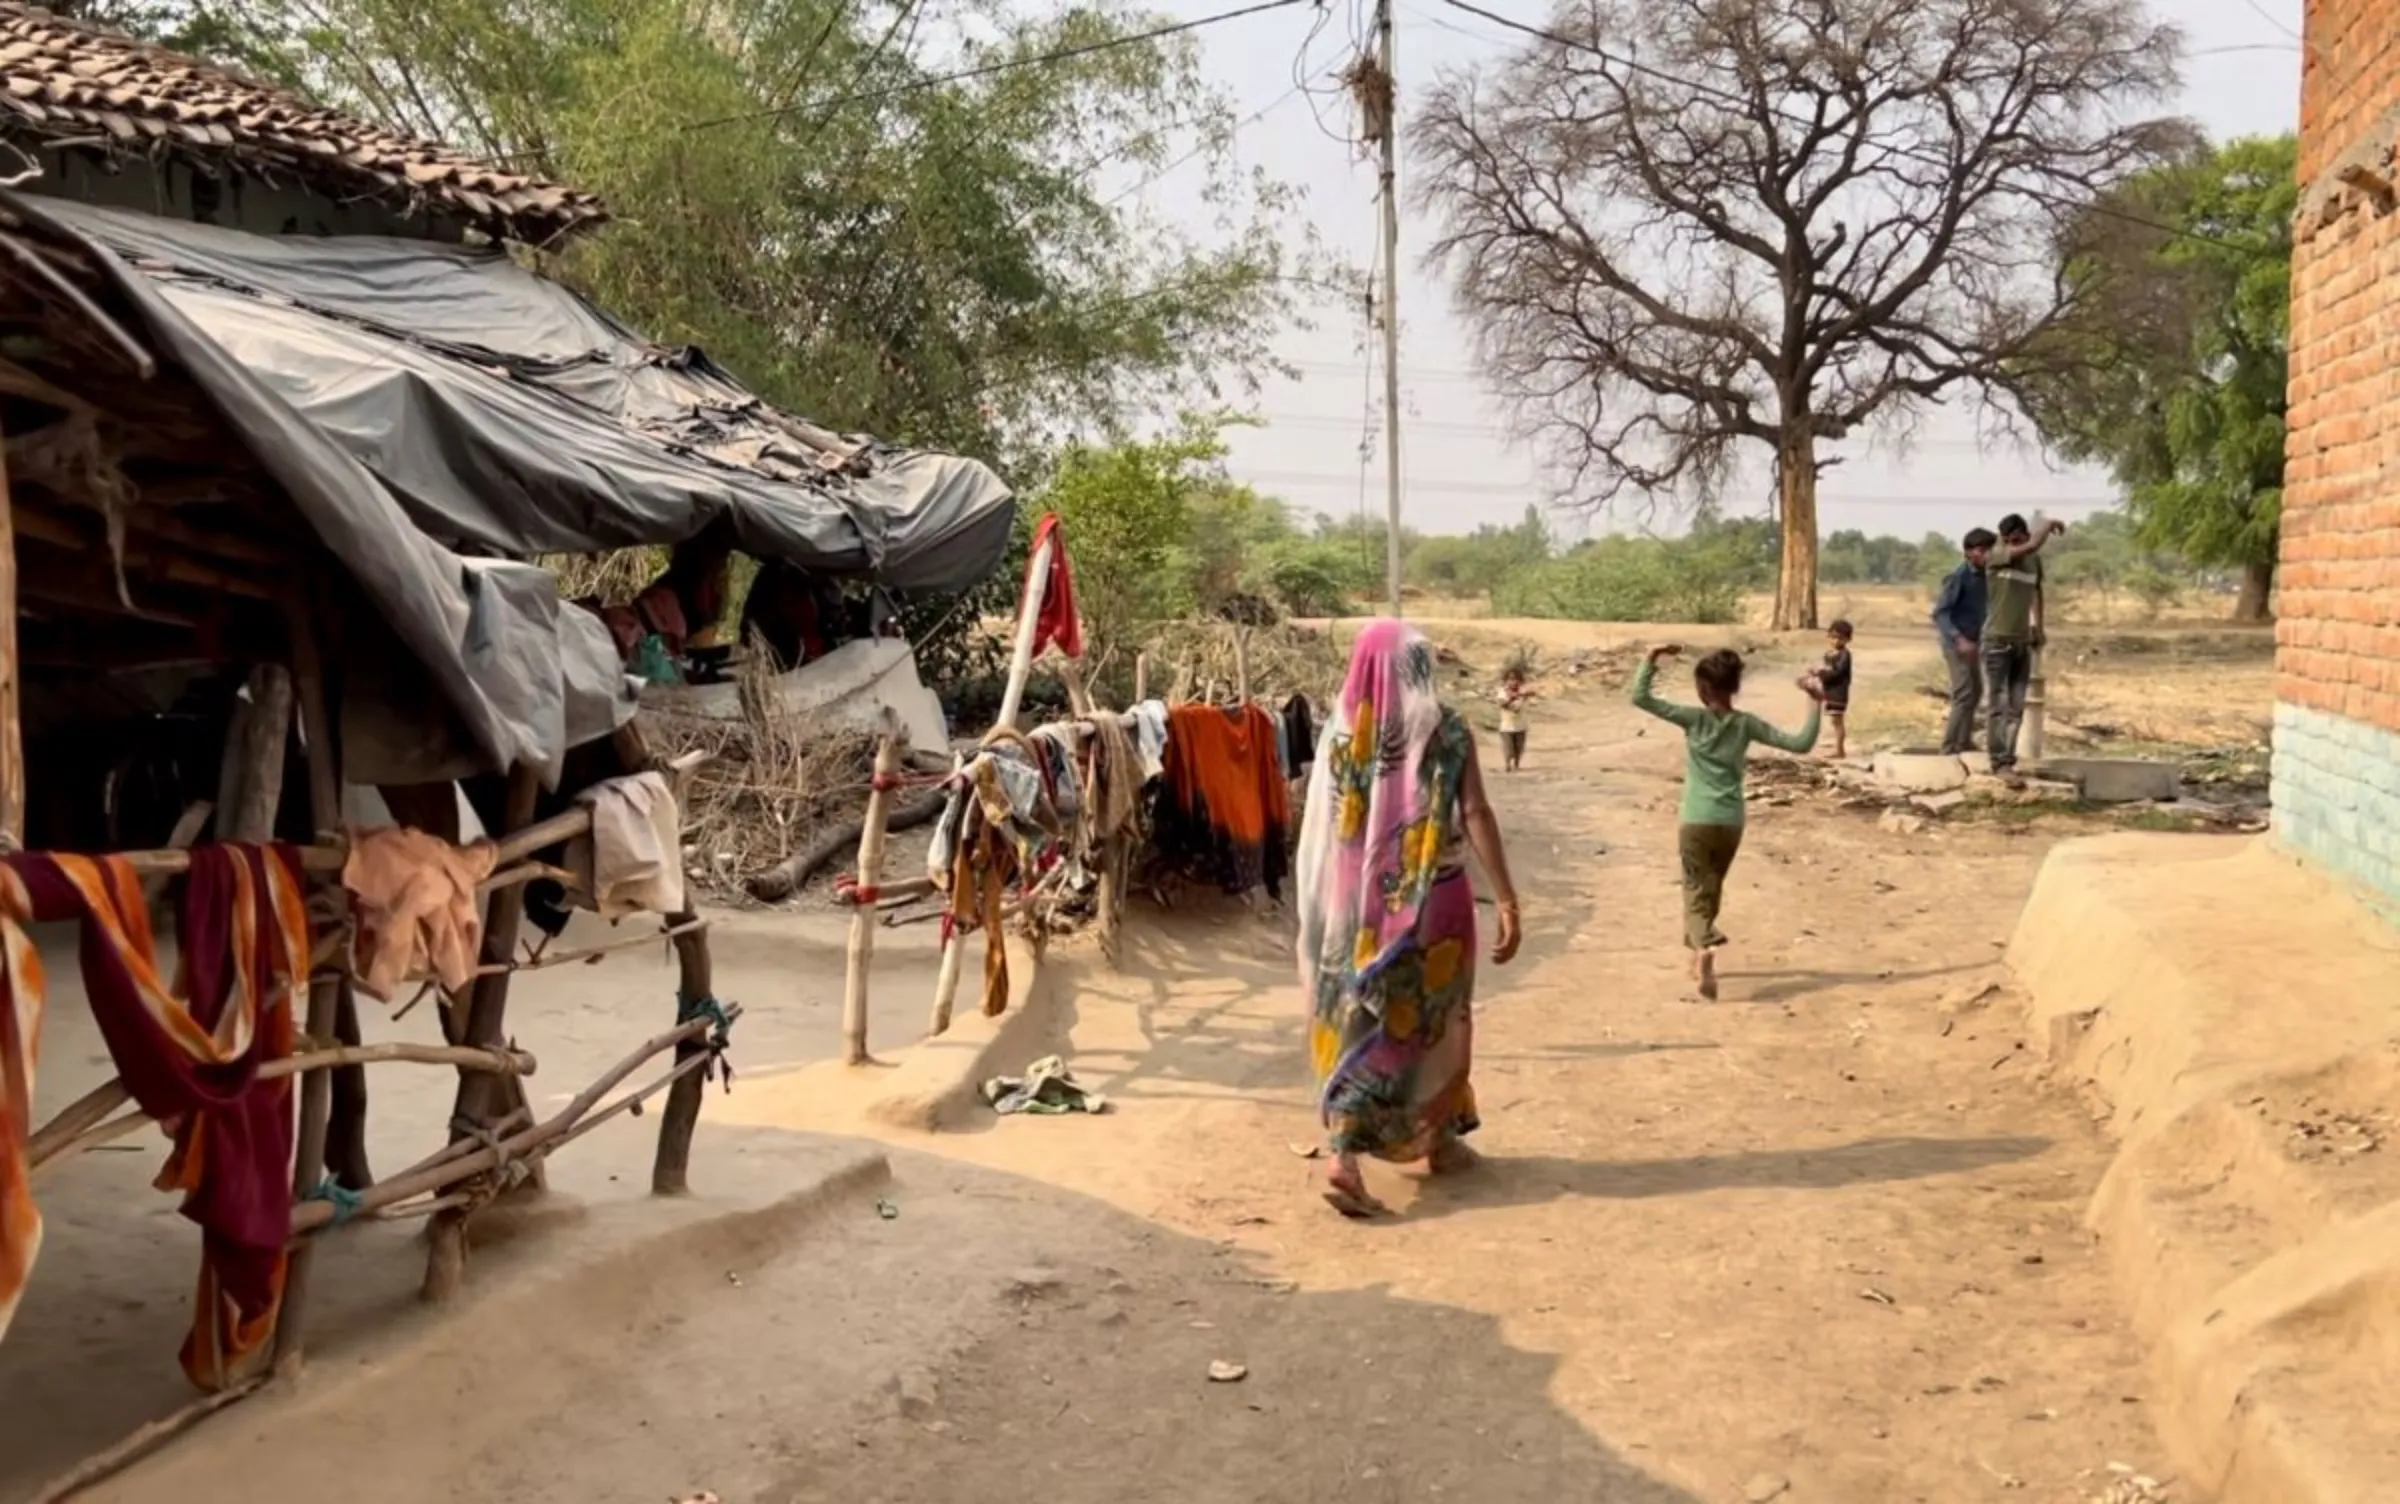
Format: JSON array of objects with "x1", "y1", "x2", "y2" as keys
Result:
[{"x1": 1632, "y1": 644, "x2": 1825, "y2": 999}]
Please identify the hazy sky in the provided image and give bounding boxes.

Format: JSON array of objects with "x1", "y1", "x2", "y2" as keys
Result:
[{"x1": 1129, "y1": 0, "x2": 2304, "y2": 543}]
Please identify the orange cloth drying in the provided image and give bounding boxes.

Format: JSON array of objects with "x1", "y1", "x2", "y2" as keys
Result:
[
  {"x1": 343, "y1": 826, "x2": 499, "y2": 1001},
  {"x1": 1157, "y1": 704, "x2": 1291, "y2": 897}
]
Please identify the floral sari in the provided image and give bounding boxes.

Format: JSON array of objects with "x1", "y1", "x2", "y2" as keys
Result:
[{"x1": 1296, "y1": 620, "x2": 1479, "y2": 1161}]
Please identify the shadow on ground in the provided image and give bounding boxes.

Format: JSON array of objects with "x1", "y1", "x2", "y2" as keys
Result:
[
  {"x1": 13, "y1": 1126, "x2": 1704, "y2": 1504},
  {"x1": 1401, "y1": 1134, "x2": 2052, "y2": 1222}
]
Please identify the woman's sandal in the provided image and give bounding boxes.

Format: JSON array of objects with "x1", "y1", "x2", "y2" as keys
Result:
[{"x1": 1322, "y1": 1176, "x2": 1390, "y2": 1219}]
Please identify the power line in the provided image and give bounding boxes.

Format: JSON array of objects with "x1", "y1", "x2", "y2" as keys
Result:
[
  {"x1": 683, "y1": 0, "x2": 1315, "y2": 132},
  {"x1": 1434, "y1": 0, "x2": 2277, "y2": 258}
]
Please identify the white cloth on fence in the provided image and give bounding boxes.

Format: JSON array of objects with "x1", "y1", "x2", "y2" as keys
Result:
[
  {"x1": 1131, "y1": 700, "x2": 1170, "y2": 781},
  {"x1": 568, "y1": 771, "x2": 687, "y2": 918}
]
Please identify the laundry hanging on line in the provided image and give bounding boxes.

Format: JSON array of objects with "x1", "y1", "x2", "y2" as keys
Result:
[{"x1": 1153, "y1": 702, "x2": 1293, "y2": 899}]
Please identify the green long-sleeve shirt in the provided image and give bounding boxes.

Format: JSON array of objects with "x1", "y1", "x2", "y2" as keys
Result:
[{"x1": 1631, "y1": 659, "x2": 1821, "y2": 826}]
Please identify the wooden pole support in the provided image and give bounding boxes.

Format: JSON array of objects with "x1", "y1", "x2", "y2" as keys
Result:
[
  {"x1": 0, "y1": 413, "x2": 22, "y2": 852},
  {"x1": 995, "y1": 532, "x2": 1052, "y2": 732},
  {"x1": 1133, "y1": 652, "x2": 1150, "y2": 704},
  {"x1": 423, "y1": 761, "x2": 541, "y2": 1302},
  {"x1": 928, "y1": 924, "x2": 965, "y2": 1038},
  {"x1": 842, "y1": 732, "x2": 902, "y2": 1066},
  {"x1": 271, "y1": 599, "x2": 342, "y2": 1381},
  {"x1": 1231, "y1": 624, "x2": 1251, "y2": 705}
]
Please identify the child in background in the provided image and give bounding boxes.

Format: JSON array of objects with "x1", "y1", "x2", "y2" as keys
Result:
[
  {"x1": 1497, "y1": 669, "x2": 1532, "y2": 773},
  {"x1": 1820, "y1": 620, "x2": 1855, "y2": 759},
  {"x1": 1631, "y1": 644, "x2": 1825, "y2": 1000}
]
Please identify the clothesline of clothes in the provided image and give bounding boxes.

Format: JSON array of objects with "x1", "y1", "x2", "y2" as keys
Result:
[
  {"x1": 0, "y1": 770, "x2": 698, "y2": 1387},
  {"x1": 923, "y1": 691, "x2": 1320, "y2": 1007}
]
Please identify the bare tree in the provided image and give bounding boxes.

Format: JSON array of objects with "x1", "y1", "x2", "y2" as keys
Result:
[{"x1": 1412, "y1": 0, "x2": 2190, "y2": 628}]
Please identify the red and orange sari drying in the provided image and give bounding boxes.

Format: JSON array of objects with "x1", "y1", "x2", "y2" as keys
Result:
[{"x1": 0, "y1": 845, "x2": 309, "y2": 1388}]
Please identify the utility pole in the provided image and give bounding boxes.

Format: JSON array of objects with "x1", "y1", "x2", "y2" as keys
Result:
[{"x1": 1374, "y1": 0, "x2": 1404, "y2": 618}]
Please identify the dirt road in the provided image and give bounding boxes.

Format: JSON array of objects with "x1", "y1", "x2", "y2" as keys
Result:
[
  {"x1": 758, "y1": 633, "x2": 2176, "y2": 1503},
  {"x1": 43, "y1": 626, "x2": 2182, "y2": 1504}
]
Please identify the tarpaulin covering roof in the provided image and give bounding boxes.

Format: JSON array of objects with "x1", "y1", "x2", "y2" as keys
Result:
[
  {"x1": 0, "y1": 188, "x2": 633, "y2": 786},
  {"x1": 39, "y1": 199, "x2": 1021, "y2": 594},
  {"x1": 0, "y1": 2, "x2": 608, "y2": 244}
]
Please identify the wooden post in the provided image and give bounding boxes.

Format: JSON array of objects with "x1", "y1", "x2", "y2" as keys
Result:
[
  {"x1": 842, "y1": 732, "x2": 901, "y2": 1066},
  {"x1": 1096, "y1": 832, "x2": 1129, "y2": 966},
  {"x1": 0, "y1": 414, "x2": 22, "y2": 852},
  {"x1": 270, "y1": 603, "x2": 343, "y2": 1379},
  {"x1": 423, "y1": 761, "x2": 539, "y2": 1303},
  {"x1": 1231, "y1": 625, "x2": 1251, "y2": 705},
  {"x1": 214, "y1": 665, "x2": 291, "y2": 845},
  {"x1": 1133, "y1": 653, "x2": 1150, "y2": 704},
  {"x1": 994, "y1": 532, "x2": 1052, "y2": 732},
  {"x1": 2024, "y1": 646, "x2": 2048, "y2": 765},
  {"x1": 928, "y1": 921, "x2": 965, "y2": 1037},
  {"x1": 650, "y1": 917, "x2": 713, "y2": 1195}
]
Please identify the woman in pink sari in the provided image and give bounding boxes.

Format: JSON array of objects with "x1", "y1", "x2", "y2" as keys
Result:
[{"x1": 1295, "y1": 620, "x2": 1523, "y2": 1217}]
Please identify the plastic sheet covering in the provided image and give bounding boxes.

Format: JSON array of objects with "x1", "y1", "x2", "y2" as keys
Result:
[
  {"x1": 38, "y1": 201, "x2": 1019, "y2": 592},
  {"x1": 4, "y1": 190, "x2": 635, "y2": 785}
]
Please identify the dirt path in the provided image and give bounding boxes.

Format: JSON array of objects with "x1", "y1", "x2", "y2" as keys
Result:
[
  {"x1": 767, "y1": 645, "x2": 2177, "y2": 1503},
  {"x1": 35, "y1": 630, "x2": 2181, "y2": 1504}
]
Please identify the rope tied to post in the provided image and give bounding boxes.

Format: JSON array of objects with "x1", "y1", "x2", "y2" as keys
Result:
[
  {"x1": 448, "y1": 1112, "x2": 529, "y2": 1188},
  {"x1": 302, "y1": 1176, "x2": 366, "y2": 1228},
  {"x1": 678, "y1": 991, "x2": 738, "y2": 1091}
]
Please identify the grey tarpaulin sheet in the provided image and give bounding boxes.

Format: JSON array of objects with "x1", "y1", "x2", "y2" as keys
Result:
[
  {"x1": 4, "y1": 189, "x2": 635, "y2": 786},
  {"x1": 39, "y1": 201, "x2": 1019, "y2": 593}
]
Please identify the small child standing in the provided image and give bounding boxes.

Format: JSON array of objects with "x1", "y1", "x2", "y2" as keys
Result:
[
  {"x1": 1820, "y1": 620, "x2": 1855, "y2": 759},
  {"x1": 1632, "y1": 643, "x2": 1825, "y2": 1000},
  {"x1": 1497, "y1": 670, "x2": 1532, "y2": 773}
]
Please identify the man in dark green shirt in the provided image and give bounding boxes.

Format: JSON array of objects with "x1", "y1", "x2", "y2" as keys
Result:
[{"x1": 1983, "y1": 512, "x2": 2067, "y2": 778}]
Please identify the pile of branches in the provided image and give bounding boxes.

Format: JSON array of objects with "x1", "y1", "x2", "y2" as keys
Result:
[
  {"x1": 638, "y1": 647, "x2": 882, "y2": 900},
  {"x1": 1138, "y1": 618, "x2": 1348, "y2": 707}
]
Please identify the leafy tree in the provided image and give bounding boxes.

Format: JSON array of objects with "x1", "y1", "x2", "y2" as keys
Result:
[
  {"x1": 124, "y1": 0, "x2": 1316, "y2": 681},
  {"x1": 2021, "y1": 135, "x2": 2295, "y2": 623},
  {"x1": 1410, "y1": 0, "x2": 2187, "y2": 630},
  {"x1": 1039, "y1": 421, "x2": 1231, "y2": 665}
]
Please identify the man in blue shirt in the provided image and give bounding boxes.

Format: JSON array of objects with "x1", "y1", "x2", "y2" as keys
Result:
[{"x1": 1930, "y1": 528, "x2": 1996, "y2": 755}]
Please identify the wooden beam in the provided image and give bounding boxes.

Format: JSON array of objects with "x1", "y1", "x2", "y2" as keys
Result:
[{"x1": 0, "y1": 410, "x2": 22, "y2": 849}]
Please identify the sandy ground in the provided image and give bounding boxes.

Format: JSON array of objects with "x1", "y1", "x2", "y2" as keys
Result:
[{"x1": 2, "y1": 619, "x2": 2196, "y2": 1503}]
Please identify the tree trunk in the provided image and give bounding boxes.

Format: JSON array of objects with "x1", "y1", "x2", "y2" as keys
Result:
[
  {"x1": 1772, "y1": 428, "x2": 1820, "y2": 631},
  {"x1": 2231, "y1": 558, "x2": 2274, "y2": 624}
]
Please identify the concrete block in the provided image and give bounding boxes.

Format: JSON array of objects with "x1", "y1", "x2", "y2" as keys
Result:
[
  {"x1": 2036, "y1": 756, "x2": 2181, "y2": 803},
  {"x1": 1869, "y1": 750, "x2": 1970, "y2": 793}
]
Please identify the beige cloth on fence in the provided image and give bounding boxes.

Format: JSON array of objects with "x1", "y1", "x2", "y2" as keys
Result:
[
  {"x1": 568, "y1": 771, "x2": 688, "y2": 919},
  {"x1": 343, "y1": 826, "x2": 499, "y2": 1001}
]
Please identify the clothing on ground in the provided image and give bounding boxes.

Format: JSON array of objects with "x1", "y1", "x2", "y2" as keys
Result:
[
  {"x1": 1678, "y1": 822, "x2": 1744, "y2": 950},
  {"x1": 343, "y1": 824, "x2": 500, "y2": 1000},
  {"x1": 1820, "y1": 647, "x2": 1853, "y2": 711},
  {"x1": 1939, "y1": 639, "x2": 1982, "y2": 755},
  {"x1": 982, "y1": 1055, "x2": 1109, "y2": 1115},
  {"x1": 1629, "y1": 658, "x2": 1820, "y2": 826},
  {"x1": 1984, "y1": 545, "x2": 2043, "y2": 643},
  {"x1": 1985, "y1": 640, "x2": 2035, "y2": 770},
  {"x1": 1931, "y1": 559, "x2": 1988, "y2": 646},
  {"x1": 1296, "y1": 619, "x2": 1480, "y2": 1161},
  {"x1": 0, "y1": 846, "x2": 308, "y2": 1389},
  {"x1": 568, "y1": 770, "x2": 687, "y2": 919},
  {"x1": 1155, "y1": 702, "x2": 1292, "y2": 898}
]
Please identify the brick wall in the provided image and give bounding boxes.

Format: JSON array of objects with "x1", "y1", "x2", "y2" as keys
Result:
[{"x1": 2277, "y1": 0, "x2": 2400, "y2": 910}]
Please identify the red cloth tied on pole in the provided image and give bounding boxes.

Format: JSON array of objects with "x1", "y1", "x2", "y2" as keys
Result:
[
  {"x1": 1027, "y1": 513, "x2": 1083, "y2": 660},
  {"x1": 0, "y1": 846, "x2": 308, "y2": 1389}
]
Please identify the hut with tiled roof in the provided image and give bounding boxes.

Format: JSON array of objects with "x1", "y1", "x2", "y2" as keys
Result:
[{"x1": 0, "y1": 0, "x2": 607, "y2": 243}]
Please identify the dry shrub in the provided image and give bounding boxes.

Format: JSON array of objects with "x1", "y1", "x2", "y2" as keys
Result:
[
  {"x1": 639, "y1": 644, "x2": 878, "y2": 897},
  {"x1": 1138, "y1": 618, "x2": 1348, "y2": 707}
]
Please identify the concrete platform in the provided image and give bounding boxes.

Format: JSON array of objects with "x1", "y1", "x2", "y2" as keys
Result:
[{"x1": 2008, "y1": 835, "x2": 2400, "y2": 1503}]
